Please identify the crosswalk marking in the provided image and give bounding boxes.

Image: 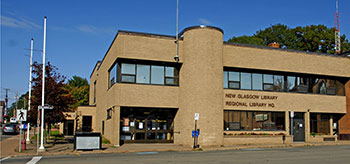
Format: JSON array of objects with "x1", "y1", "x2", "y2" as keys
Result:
[
  {"x1": 0, "y1": 156, "x2": 11, "y2": 161},
  {"x1": 26, "y1": 156, "x2": 42, "y2": 164}
]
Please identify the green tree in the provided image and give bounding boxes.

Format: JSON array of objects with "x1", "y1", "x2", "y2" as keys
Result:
[
  {"x1": 228, "y1": 24, "x2": 350, "y2": 54},
  {"x1": 66, "y1": 76, "x2": 89, "y2": 109}
]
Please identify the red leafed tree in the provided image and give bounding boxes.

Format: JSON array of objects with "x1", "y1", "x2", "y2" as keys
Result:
[{"x1": 28, "y1": 62, "x2": 73, "y2": 131}]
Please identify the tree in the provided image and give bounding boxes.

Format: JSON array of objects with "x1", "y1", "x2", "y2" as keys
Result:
[
  {"x1": 228, "y1": 24, "x2": 350, "y2": 54},
  {"x1": 66, "y1": 76, "x2": 89, "y2": 109},
  {"x1": 28, "y1": 62, "x2": 73, "y2": 132}
]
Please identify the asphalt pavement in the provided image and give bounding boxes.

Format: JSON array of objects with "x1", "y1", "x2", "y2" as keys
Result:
[{"x1": 2, "y1": 145, "x2": 350, "y2": 164}]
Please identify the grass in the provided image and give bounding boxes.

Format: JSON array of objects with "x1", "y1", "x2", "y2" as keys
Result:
[{"x1": 102, "y1": 136, "x2": 111, "y2": 144}]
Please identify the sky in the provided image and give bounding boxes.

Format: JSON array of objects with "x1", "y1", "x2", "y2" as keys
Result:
[{"x1": 1, "y1": 0, "x2": 350, "y2": 105}]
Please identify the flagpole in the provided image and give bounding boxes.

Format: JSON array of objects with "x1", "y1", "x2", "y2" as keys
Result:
[
  {"x1": 39, "y1": 16, "x2": 47, "y2": 151},
  {"x1": 26, "y1": 38, "x2": 34, "y2": 143}
]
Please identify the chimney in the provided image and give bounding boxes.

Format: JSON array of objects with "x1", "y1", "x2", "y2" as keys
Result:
[{"x1": 268, "y1": 42, "x2": 280, "y2": 48}]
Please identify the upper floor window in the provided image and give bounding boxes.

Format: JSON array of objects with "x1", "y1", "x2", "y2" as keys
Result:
[
  {"x1": 224, "y1": 68, "x2": 345, "y2": 96},
  {"x1": 109, "y1": 63, "x2": 117, "y2": 87},
  {"x1": 108, "y1": 59, "x2": 180, "y2": 88}
]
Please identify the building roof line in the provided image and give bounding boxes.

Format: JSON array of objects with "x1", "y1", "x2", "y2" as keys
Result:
[{"x1": 224, "y1": 42, "x2": 348, "y2": 59}]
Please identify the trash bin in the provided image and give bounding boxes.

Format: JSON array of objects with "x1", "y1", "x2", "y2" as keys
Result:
[{"x1": 74, "y1": 132, "x2": 101, "y2": 150}]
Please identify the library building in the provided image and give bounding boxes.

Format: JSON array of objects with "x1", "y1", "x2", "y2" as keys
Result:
[{"x1": 73, "y1": 25, "x2": 350, "y2": 147}]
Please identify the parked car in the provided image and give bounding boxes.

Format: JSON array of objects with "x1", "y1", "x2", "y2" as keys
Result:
[{"x1": 2, "y1": 123, "x2": 18, "y2": 134}]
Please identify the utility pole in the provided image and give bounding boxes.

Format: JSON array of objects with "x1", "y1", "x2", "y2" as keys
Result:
[
  {"x1": 5, "y1": 88, "x2": 9, "y2": 118},
  {"x1": 15, "y1": 92, "x2": 19, "y2": 116},
  {"x1": 27, "y1": 38, "x2": 34, "y2": 143},
  {"x1": 39, "y1": 16, "x2": 47, "y2": 151},
  {"x1": 335, "y1": 0, "x2": 341, "y2": 54}
]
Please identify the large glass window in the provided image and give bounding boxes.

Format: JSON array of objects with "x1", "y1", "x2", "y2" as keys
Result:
[
  {"x1": 224, "y1": 110, "x2": 285, "y2": 131},
  {"x1": 151, "y1": 65, "x2": 165, "y2": 85},
  {"x1": 136, "y1": 64, "x2": 150, "y2": 84},
  {"x1": 310, "y1": 113, "x2": 330, "y2": 135},
  {"x1": 118, "y1": 61, "x2": 179, "y2": 86},
  {"x1": 223, "y1": 68, "x2": 345, "y2": 96}
]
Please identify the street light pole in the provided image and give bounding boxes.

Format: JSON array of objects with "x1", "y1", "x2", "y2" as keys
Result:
[
  {"x1": 26, "y1": 38, "x2": 34, "y2": 143},
  {"x1": 39, "y1": 16, "x2": 47, "y2": 151}
]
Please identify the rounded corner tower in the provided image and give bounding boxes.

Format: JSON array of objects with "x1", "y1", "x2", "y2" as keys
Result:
[{"x1": 175, "y1": 25, "x2": 224, "y2": 146}]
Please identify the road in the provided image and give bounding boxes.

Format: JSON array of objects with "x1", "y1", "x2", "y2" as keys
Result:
[
  {"x1": 1, "y1": 132, "x2": 18, "y2": 141},
  {"x1": 1, "y1": 145, "x2": 350, "y2": 164}
]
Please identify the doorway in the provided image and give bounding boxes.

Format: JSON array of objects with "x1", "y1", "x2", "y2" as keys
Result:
[
  {"x1": 64, "y1": 120, "x2": 74, "y2": 136},
  {"x1": 120, "y1": 107, "x2": 177, "y2": 143},
  {"x1": 292, "y1": 112, "x2": 305, "y2": 142},
  {"x1": 82, "y1": 116, "x2": 92, "y2": 132}
]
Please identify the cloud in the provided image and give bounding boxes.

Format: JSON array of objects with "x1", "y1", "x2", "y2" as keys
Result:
[
  {"x1": 1, "y1": 15, "x2": 41, "y2": 30},
  {"x1": 76, "y1": 24, "x2": 115, "y2": 35},
  {"x1": 199, "y1": 18, "x2": 211, "y2": 25}
]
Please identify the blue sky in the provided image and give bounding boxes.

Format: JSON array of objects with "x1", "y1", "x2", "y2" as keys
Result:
[{"x1": 1, "y1": 0, "x2": 350, "y2": 104}]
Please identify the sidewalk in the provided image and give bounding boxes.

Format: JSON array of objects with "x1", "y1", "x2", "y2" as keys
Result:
[{"x1": 3, "y1": 135, "x2": 350, "y2": 157}]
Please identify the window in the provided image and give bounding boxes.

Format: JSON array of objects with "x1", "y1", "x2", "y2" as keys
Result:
[
  {"x1": 263, "y1": 74, "x2": 274, "y2": 91},
  {"x1": 228, "y1": 71, "x2": 240, "y2": 89},
  {"x1": 121, "y1": 63, "x2": 136, "y2": 83},
  {"x1": 136, "y1": 64, "x2": 150, "y2": 84},
  {"x1": 93, "y1": 81, "x2": 96, "y2": 103},
  {"x1": 252, "y1": 73, "x2": 263, "y2": 90},
  {"x1": 223, "y1": 68, "x2": 345, "y2": 96},
  {"x1": 241, "y1": 73, "x2": 252, "y2": 90},
  {"x1": 107, "y1": 108, "x2": 112, "y2": 120},
  {"x1": 273, "y1": 75, "x2": 284, "y2": 91},
  {"x1": 109, "y1": 63, "x2": 117, "y2": 87},
  {"x1": 310, "y1": 113, "x2": 330, "y2": 135},
  {"x1": 224, "y1": 110, "x2": 285, "y2": 131},
  {"x1": 118, "y1": 61, "x2": 180, "y2": 86},
  {"x1": 165, "y1": 66, "x2": 179, "y2": 85},
  {"x1": 224, "y1": 71, "x2": 228, "y2": 88}
]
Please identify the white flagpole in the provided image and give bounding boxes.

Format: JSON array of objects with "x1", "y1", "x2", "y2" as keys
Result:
[
  {"x1": 39, "y1": 16, "x2": 47, "y2": 151},
  {"x1": 26, "y1": 38, "x2": 34, "y2": 143}
]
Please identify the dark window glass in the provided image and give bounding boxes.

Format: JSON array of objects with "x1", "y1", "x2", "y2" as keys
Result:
[
  {"x1": 151, "y1": 65, "x2": 165, "y2": 85},
  {"x1": 252, "y1": 73, "x2": 263, "y2": 90},
  {"x1": 241, "y1": 72, "x2": 252, "y2": 90},
  {"x1": 224, "y1": 110, "x2": 285, "y2": 131},
  {"x1": 310, "y1": 113, "x2": 330, "y2": 135},
  {"x1": 136, "y1": 64, "x2": 150, "y2": 84}
]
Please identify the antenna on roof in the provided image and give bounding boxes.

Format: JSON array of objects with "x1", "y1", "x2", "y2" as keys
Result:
[
  {"x1": 174, "y1": 0, "x2": 180, "y2": 62},
  {"x1": 335, "y1": 0, "x2": 341, "y2": 54}
]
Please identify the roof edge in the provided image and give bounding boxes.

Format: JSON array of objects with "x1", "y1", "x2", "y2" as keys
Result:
[{"x1": 224, "y1": 42, "x2": 348, "y2": 59}]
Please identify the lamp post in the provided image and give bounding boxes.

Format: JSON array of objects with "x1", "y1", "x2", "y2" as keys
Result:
[{"x1": 39, "y1": 16, "x2": 47, "y2": 151}]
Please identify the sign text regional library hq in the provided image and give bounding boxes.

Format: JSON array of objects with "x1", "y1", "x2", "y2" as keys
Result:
[{"x1": 86, "y1": 25, "x2": 350, "y2": 146}]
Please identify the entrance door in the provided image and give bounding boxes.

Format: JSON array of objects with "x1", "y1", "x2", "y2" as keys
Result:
[
  {"x1": 120, "y1": 107, "x2": 177, "y2": 143},
  {"x1": 292, "y1": 112, "x2": 305, "y2": 142},
  {"x1": 82, "y1": 116, "x2": 92, "y2": 132},
  {"x1": 64, "y1": 120, "x2": 74, "y2": 136}
]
